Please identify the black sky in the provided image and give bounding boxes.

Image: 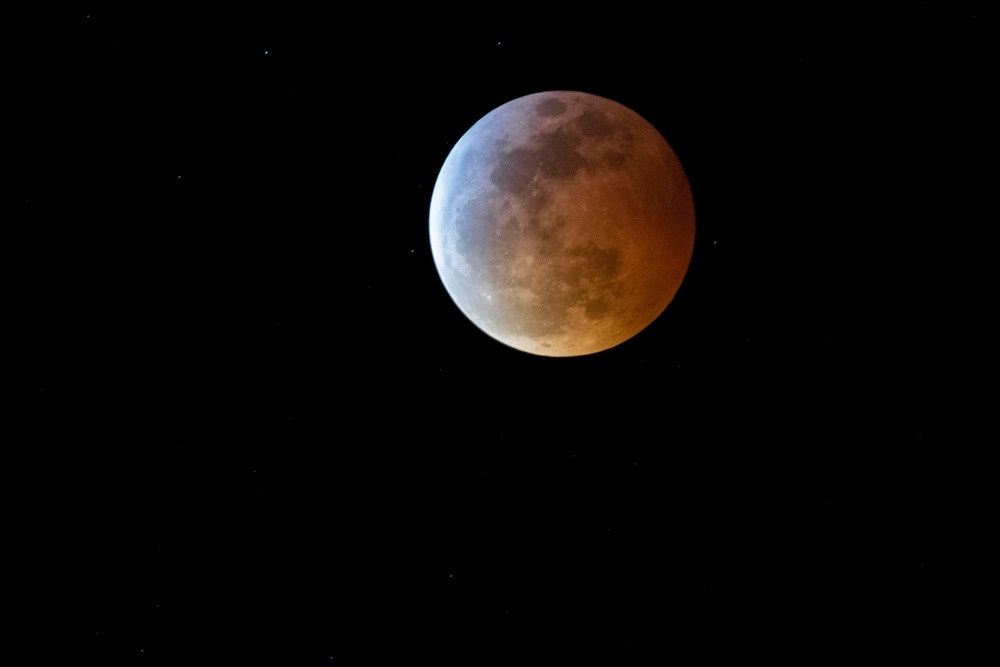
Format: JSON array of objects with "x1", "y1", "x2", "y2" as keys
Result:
[{"x1": 11, "y1": 3, "x2": 996, "y2": 664}]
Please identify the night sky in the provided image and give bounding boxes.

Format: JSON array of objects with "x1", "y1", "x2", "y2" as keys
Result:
[{"x1": 13, "y1": 3, "x2": 995, "y2": 664}]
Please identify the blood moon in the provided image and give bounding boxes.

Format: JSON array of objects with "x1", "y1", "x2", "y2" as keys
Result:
[{"x1": 429, "y1": 91, "x2": 694, "y2": 357}]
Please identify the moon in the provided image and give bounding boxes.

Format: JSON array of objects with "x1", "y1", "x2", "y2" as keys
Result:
[{"x1": 429, "y1": 90, "x2": 695, "y2": 357}]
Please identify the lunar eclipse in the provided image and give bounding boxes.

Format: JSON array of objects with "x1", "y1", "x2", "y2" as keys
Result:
[{"x1": 429, "y1": 90, "x2": 695, "y2": 356}]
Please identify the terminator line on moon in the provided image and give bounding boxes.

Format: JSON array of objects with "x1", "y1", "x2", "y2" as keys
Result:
[{"x1": 429, "y1": 90, "x2": 695, "y2": 357}]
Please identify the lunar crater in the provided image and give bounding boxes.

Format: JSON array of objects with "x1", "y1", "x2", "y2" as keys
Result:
[{"x1": 535, "y1": 98, "x2": 567, "y2": 117}]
